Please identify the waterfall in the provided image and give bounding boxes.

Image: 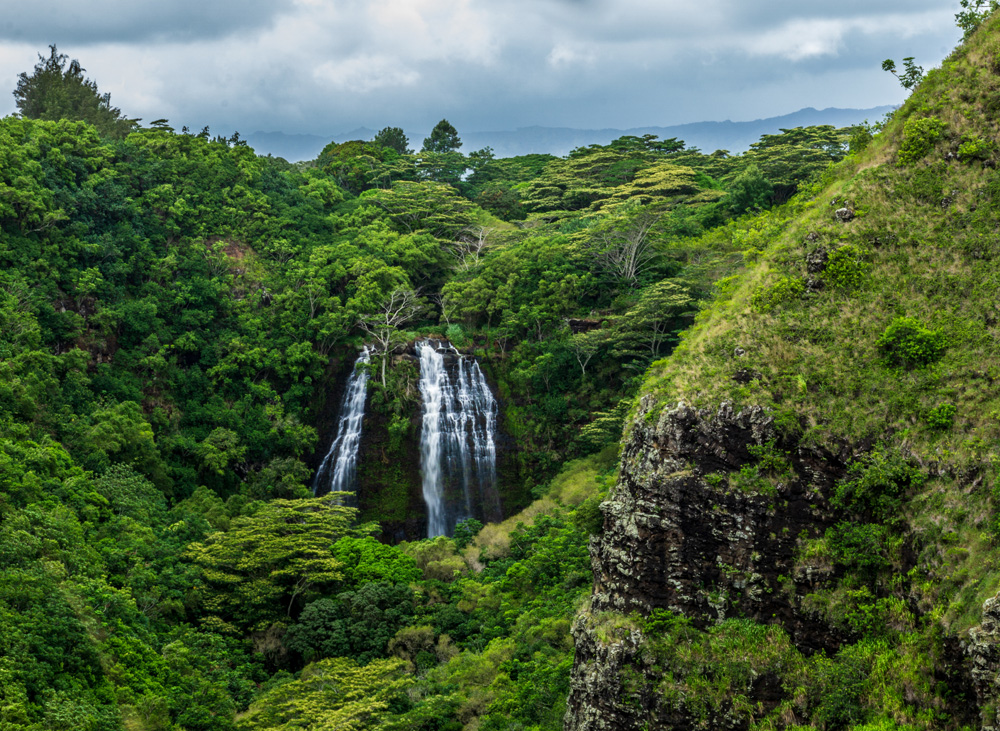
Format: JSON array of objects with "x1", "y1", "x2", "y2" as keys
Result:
[
  {"x1": 313, "y1": 347, "x2": 370, "y2": 499},
  {"x1": 417, "y1": 339, "x2": 498, "y2": 538}
]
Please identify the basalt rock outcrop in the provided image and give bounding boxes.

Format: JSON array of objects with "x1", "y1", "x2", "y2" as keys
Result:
[{"x1": 565, "y1": 398, "x2": 851, "y2": 730}]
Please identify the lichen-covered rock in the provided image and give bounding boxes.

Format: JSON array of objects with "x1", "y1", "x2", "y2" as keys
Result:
[
  {"x1": 806, "y1": 247, "x2": 829, "y2": 273},
  {"x1": 965, "y1": 592, "x2": 1000, "y2": 730},
  {"x1": 565, "y1": 400, "x2": 849, "y2": 731}
]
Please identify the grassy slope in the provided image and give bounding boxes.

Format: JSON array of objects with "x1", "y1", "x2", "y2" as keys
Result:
[
  {"x1": 643, "y1": 16, "x2": 1000, "y2": 635},
  {"x1": 607, "y1": 15, "x2": 1000, "y2": 729}
]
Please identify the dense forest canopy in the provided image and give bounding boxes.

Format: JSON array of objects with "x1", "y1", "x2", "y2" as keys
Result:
[{"x1": 11, "y1": 23, "x2": 994, "y2": 730}]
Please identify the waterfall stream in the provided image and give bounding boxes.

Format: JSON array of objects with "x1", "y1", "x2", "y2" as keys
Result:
[
  {"x1": 313, "y1": 347, "x2": 370, "y2": 499},
  {"x1": 417, "y1": 339, "x2": 498, "y2": 538}
]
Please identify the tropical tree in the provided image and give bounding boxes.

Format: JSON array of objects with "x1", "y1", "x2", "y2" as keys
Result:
[
  {"x1": 882, "y1": 57, "x2": 925, "y2": 91},
  {"x1": 236, "y1": 657, "x2": 411, "y2": 731},
  {"x1": 726, "y1": 163, "x2": 774, "y2": 214},
  {"x1": 373, "y1": 126, "x2": 411, "y2": 154},
  {"x1": 956, "y1": 0, "x2": 998, "y2": 40},
  {"x1": 186, "y1": 498, "x2": 367, "y2": 626},
  {"x1": 613, "y1": 280, "x2": 695, "y2": 362},
  {"x1": 422, "y1": 119, "x2": 462, "y2": 153},
  {"x1": 450, "y1": 225, "x2": 494, "y2": 271},
  {"x1": 588, "y1": 208, "x2": 661, "y2": 289},
  {"x1": 14, "y1": 45, "x2": 137, "y2": 138}
]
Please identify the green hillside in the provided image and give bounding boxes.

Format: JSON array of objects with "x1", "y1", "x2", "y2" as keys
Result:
[{"x1": 565, "y1": 11, "x2": 1000, "y2": 731}]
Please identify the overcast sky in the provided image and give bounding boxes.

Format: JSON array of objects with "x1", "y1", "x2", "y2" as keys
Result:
[{"x1": 0, "y1": 0, "x2": 965, "y2": 138}]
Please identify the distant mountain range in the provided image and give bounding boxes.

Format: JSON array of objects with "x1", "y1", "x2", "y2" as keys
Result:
[{"x1": 246, "y1": 106, "x2": 896, "y2": 162}]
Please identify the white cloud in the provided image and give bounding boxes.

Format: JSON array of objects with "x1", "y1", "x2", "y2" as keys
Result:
[
  {"x1": 547, "y1": 43, "x2": 596, "y2": 68},
  {"x1": 314, "y1": 56, "x2": 421, "y2": 93},
  {"x1": 739, "y1": 10, "x2": 952, "y2": 61}
]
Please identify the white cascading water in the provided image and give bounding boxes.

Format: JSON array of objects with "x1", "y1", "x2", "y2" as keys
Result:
[
  {"x1": 313, "y1": 347, "x2": 370, "y2": 499},
  {"x1": 417, "y1": 339, "x2": 498, "y2": 538}
]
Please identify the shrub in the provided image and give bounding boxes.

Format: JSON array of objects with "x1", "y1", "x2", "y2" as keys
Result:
[
  {"x1": 827, "y1": 522, "x2": 898, "y2": 575},
  {"x1": 726, "y1": 163, "x2": 774, "y2": 214},
  {"x1": 875, "y1": 317, "x2": 946, "y2": 368},
  {"x1": 446, "y1": 323, "x2": 469, "y2": 347},
  {"x1": 452, "y1": 518, "x2": 483, "y2": 550},
  {"x1": 832, "y1": 447, "x2": 925, "y2": 520},
  {"x1": 750, "y1": 276, "x2": 805, "y2": 313},
  {"x1": 898, "y1": 117, "x2": 946, "y2": 165},
  {"x1": 849, "y1": 124, "x2": 874, "y2": 154},
  {"x1": 957, "y1": 133, "x2": 995, "y2": 163},
  {"x1": 925, "y1": 402, "x2": 957, "y2": 429},
  {"x1": 825, "y1": 245, "x2": 871, "y2": 289},
  {"x1": 572, "y1": 495, "x2": 604, "y2": 535},
  {"x1": 730, "y1": 441, "x2": 792, "y2": 496}
]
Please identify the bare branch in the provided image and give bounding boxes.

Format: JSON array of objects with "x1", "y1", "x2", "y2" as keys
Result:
[
  {"x1": 588, "y1": 212, "x2": 660, "y2": 289},
  {"x1": 357, "y1": 288, "x2": 424, "y2": 385},
  {"x1": 450, "y1": 225, "x2": 494, "y2": 271}
]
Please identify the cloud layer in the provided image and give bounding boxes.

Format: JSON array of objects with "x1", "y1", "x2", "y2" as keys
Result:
[{"x1": 0, "y1": 0, "x2": 964, "y2": 140}]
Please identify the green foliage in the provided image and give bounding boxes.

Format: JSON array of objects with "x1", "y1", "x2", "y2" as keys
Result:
[
  {"x1": 452, "y1": 519, "x2": 483, "y2": 550},
  {"x1": 957, "y1": 133, "x2": 995, "y2": 163},
  {"x1": 737, "y1": 125, "x2": 849, "y2": 203},
  {"x1": 849, "y1": 123, "x2": 875, "y2": 155},
  {"x1": 833, "y1": 448, "x2": 925, "y2": 521},
  {"x1": 956, "y1": 0, "x2": 999, "y2": 40},
  {"x1": 236, "y1": 657, "x2": 410, "y2": 730},
  {"x1": 898, "y1": 117, "x2": 946, "y2": 165},
  {"x1": 726, "y1": 163, "x2": 773, "y2": 214},
  {"x1": 825, "y1": 244, "x2": 871, "y2": 289},
  {"x1": 827, "y1": 522, "x2": 901, "y2": 576},
  {"x1": 882, "y1": 57, "x2": 925, "y2": 91},
  {"x1": 422, "y1": 119, "x2": 462, "y2": 153},
  {"x1": 925, "y1": 402, "x2": 957, "y2": 430},
  {"x1": 876, "y1": 317, "x2": 946, "y2": 368},
  {"x1": 285, "y1": 583, "x2": 415, "y2": 664},
  {"x1": 750, "y1": 276, "x2": 805, "y2": 313},
  {"x1": 730, "y1": 440, "x2": 792, "y2": 496},
  {"x1": 373, "y1": 126, "x2": 411, "y2": 155},
  {"x1": 186, "y1": 498, "x2": 366, "y2": 627},
  {"x1": 331, "y1": 536, "x2": 422, "y2": 588},
  {"x1": 14, "y1": 45, "x2": 137, "y2": 139}
]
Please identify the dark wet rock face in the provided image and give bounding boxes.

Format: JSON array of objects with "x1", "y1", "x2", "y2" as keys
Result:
[{"x1": 565, "y1": 399, "x2": 850, "y2": 731}]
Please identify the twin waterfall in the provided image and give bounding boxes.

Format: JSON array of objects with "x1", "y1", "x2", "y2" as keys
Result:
[{"x1": 313, "y1": 340, "x2": 499, "y2": 538}]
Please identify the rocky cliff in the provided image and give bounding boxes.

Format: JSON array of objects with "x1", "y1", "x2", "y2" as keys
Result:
[{"x1": 565, "y1": 400, "x2": 851, "y2": 729}]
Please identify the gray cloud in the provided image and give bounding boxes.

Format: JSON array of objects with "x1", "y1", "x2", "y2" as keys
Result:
[
  {"x1": 0, "y1": 0, "x2": 967, "y2": 143},
  {"x1": 0, "y1": 0, "x2": 294, "y2": 44}
]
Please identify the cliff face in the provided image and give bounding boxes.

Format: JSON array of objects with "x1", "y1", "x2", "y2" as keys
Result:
[{"x1": 565, "y1": 400, "x2": 849, "y2": 729}]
